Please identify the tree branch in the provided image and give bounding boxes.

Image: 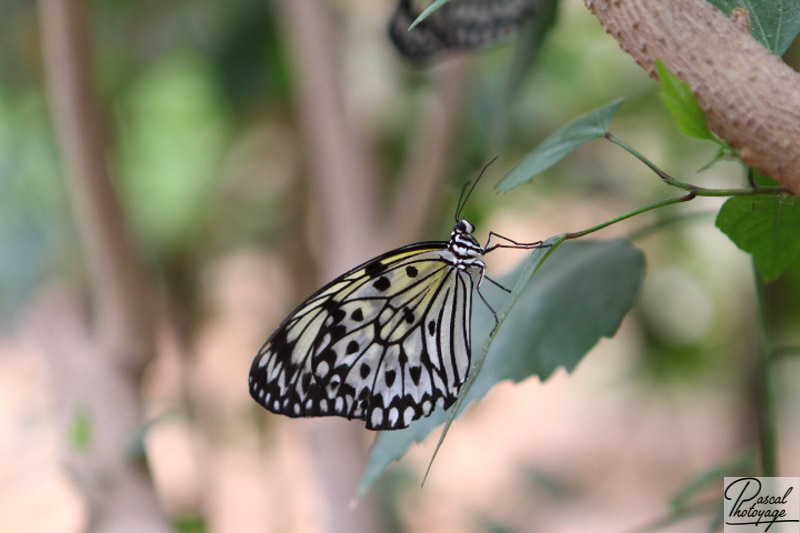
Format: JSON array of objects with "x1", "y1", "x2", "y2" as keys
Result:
[
  {"x1": 39, "y1": 0, "x2": 154, "y2": 372},
  {"x1": 385, "y1": 59, "x2": 471, "y2": 246},
  {"x1": 279, "y1": 0, "x2": 381, "y2": 276},
  {"x1": 37, "y1": 0, "x2": 165, "y2": 531},
  {"x1": 586, "y1": 0, "x2": 800, "y2": 193},
  {"x1": 276, "y1": 2, "x2": 387, "y2": 532}
]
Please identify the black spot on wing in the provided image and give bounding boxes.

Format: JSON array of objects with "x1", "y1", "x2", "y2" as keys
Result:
[
  {"x1": 339, "y1": 382, "x2": 355, "y2": 399},
  {"x1": 374, "y1": 276, "x2": 391, "y2": 291},
  {"x1": 346, "y1": 340, "x2": 359, "y2": 354},
  {"x1": 330, "y1": 325, "x2": 347, "y2": 342},
  {"x1": 317, "y1": 347, "x2": 336, "y2": 366},
  {"x1": 385, "y1": 369, "x2": 397, "y2": 387},
  {"x1": 403, "y1": 308, "x2": 414, "y2": 324},
  {"x1": 364, "y1": 259, "x2": 387, "y2": 278},
  {"x1": 360, "y1": 363, "x2": 371, "y2": 379},
  {"x1": 351, "y1": 308, "x2": 364, "y2": 321},
  {"x1": 331, "y1": 308, "x2": 346, "y2": 323},
  {"x1": 428, "y1": 320, "x2": 436, "y2": 336},
  {"x1": 406, "y1": 265, "x2": 418, "y2": 278}
]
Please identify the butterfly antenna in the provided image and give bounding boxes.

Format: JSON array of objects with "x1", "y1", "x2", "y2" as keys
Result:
[
  {"x1": 455, "y1": 156, "x2": 499, "y2": 220},
  {"x1": 454, "y1": 181, "x2": 472, "y2": 223}
]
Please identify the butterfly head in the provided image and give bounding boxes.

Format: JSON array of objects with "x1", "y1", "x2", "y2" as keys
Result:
[
  {"x1": 455, "y1": 218, "x2": 474, "y2": 234},
  {"x1": 450, "y1": 218, "x2": 483, "y2": 258}
]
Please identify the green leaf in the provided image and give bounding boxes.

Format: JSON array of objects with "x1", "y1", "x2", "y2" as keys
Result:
[
  {"x1": 708, "y1": 0, "x2": 800, "y2": 56},
  {"x1": 358, "y1": 238, "x2": 645, "y2": 495},
  {"x1": 716, "y1": 195, "x2": 800, "y2": 281},
  {"x1": 655, "y1": 60, "x2": 714, "y2": 141},
  {"x1": 409, "y1": 0, "x2": 451, "y2": 30},
  {"x1": 69, "y1": 407, "x2": 92, "y2": 451},
  {"x1": 752, "y1": 168, "x2": 780, "y2": 187},
  {"x1": 495, "y1": 99, "x2": 624, "y2": 192}
]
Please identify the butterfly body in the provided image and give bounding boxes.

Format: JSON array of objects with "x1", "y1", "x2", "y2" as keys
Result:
[{"x1": 249, "y1": 219, "x2": 486, "y2": 430}]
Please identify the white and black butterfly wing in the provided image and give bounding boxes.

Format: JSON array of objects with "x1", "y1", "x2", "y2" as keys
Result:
[
  {"x1": 249, "y1": 243, "x2": 480, "y2": 430},
  {"x1": 389, "y1": 0, "x2": 540, "y2": 60}
]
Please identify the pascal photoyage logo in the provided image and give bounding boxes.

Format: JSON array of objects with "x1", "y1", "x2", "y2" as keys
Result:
[{"x1": 724, "y1": 477, "x2": 800, "y2": 532}]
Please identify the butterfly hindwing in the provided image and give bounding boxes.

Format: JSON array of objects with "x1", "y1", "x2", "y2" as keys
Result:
[
  {"x1": 249, "y1": 242, "x2": 482, "y2": 429},
  {"x1": 389, "y1": 0, "x2": 539, "y2": 60}
]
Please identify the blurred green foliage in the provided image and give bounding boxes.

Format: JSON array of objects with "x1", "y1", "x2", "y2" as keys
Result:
[{"x1": 118, "y1": 53, "x2": 230, "y2": 254}]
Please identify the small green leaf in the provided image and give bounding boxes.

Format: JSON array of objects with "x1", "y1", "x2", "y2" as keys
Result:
[
  {"x1": 708, "y1": 0, "x2": 800, "y2": 56},
  {"x1": 409, "y1": 0, "x2": 451, "y2": 30},
  {"x1": 69, "y1": 407, "x2": 92, "y2": 451},
  {"x1": 495, "y1": 99, "x2": 624, "y2": 192},
  {"x1": 751, "y1": 168, "x2": 780, "y2": 187},
  {"x1": 716, "y1": 195, "x2": 800, "y2": 281},
  {"x1": 697, "y1": 142, "x2": 737, "y2": 172},
  {"x1": 358, "y1": 239, "x2": 644, "y2": 495},
  {"x1": 655, "y1": 60, "x2": 714, "y2": 141}
]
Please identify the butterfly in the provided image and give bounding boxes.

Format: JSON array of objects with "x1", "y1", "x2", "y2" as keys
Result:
[
  {"x1": 388, "y1": 0, "x2": 540, "y2": 60},
  {"x1": 249, "y1": 172, "x2": 543, "y2": 430}
]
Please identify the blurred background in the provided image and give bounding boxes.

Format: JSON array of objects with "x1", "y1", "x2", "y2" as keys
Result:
[{"x1": 1, "y1": 0, "x2": 799, "y2": 532}]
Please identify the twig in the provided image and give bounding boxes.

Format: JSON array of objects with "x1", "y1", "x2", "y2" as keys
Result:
[
  {"x1": 564, "y1": 193, "x2": 697, "y2": 240},
  {"x1": 606, "y1": 133, "x2": 787, "y2": 197}
]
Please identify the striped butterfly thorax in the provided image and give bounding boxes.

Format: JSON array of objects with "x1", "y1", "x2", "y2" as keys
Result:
[
  {"x1": 249, "y1": 218, "x2": 488, "y2": 430},
  {"x1": 388, "y1": 0, "x2": 540, "y2": 60}
]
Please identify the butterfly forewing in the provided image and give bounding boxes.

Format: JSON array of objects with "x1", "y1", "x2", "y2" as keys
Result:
[{"x1": 249, "y1": 241, "x2": 484, "y2": 430}]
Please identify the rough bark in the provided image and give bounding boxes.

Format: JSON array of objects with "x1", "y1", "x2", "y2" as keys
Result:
[{"x1": 586, "y1": 0, "x2": 800, "y2": 193}]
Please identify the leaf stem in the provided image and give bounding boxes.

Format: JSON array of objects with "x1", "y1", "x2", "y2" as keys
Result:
[
  {"x1": 564, "y1": 193, "x2": 697, "y2": 240},
  {"x1": 605, "y1": 133, "x2": 786, "y2": 196},
  {"x1": 627, "y1": 210, "x2": 717, "y2": 241},
  {"x1": 752, "y1": 267, "x2": 778, "y2": 476}
]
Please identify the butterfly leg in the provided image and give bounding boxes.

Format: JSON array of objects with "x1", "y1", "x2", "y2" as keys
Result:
[
  {"x1": 475, "y1": 263, "x2": 502, "y2": 336},
  {"x1": 484, "y1": 275, "x2": 511, "y2": 293},
  {"x1": 483, "y1": 231, "x2": 548, "y2": 254}
]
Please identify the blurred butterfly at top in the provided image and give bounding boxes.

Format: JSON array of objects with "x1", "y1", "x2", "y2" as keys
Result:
[
  {"x1": 388, "y1": 0, "x2": 542, "y2": 60},
  {"x1": 249, "y1": 168, "x2": 546, "y2": 430}
]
